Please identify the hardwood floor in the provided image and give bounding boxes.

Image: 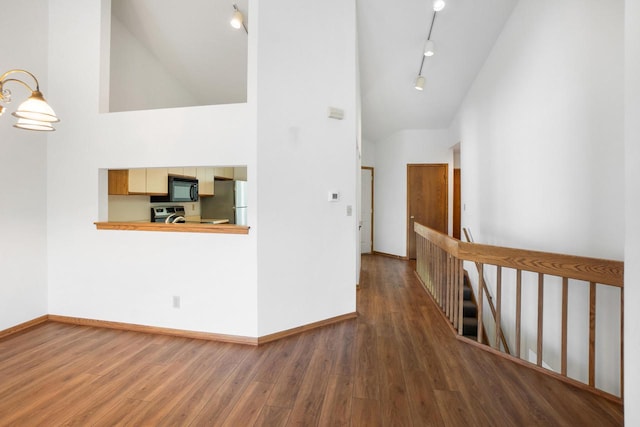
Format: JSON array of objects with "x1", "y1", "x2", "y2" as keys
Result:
[{"x1": 0, "y1": 255, "x2": 624, "y2": 426}]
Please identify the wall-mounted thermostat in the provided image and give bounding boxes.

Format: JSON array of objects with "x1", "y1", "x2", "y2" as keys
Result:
[{"x1": 328, "y1": 191, "x2": 340, "y2": 202}]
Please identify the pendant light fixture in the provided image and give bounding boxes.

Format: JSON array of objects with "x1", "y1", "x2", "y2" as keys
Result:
[
  {"x1": 0, "y1": 69, "x2": 59, "y2": 131},
  {"x1": 14, "y1": 117, "x2": 56, "y2": 132},
  {"x1": 414, "y1": 1, "x2": 445, "y2": 91}
]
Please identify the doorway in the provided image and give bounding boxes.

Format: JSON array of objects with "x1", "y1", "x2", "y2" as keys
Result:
[
  {"x1": 453, "y1": 168, "x2": 461, "y2": 240},
  {"x1": 406, "y1": 164, "x2": 448, "y2": 259},
  {"x1": 360, "y1": 167, "x2": 374, "y2": 254}
]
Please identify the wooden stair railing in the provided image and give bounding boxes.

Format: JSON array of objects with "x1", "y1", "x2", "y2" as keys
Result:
[
  {"x1": 413, "y1": 222, "x2": 624, "y2": 402},
  {"x1": 462, "y1": 228, "x2": 510, "y2": 354}
]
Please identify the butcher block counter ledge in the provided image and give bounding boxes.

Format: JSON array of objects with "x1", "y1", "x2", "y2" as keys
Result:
[{"x1": 94, "y1": 222, "x2": 249, "y2": 234}]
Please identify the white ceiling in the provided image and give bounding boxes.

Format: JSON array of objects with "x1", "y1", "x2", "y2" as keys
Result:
[
  {"x1": 357, "y1": 0, "x2": 518, "y2": 141},
  {"x1": 111, "y1": 0, "x2": 516, "y2": 141}
]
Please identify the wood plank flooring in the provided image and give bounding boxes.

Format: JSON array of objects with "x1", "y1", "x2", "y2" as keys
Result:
[{"x1": 0, "y1": 255, "x2": 624, "y2": 426}]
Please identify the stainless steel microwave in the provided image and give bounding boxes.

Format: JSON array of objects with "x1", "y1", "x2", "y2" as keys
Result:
[{"x1": 150, "y1": 175, "x2": 199, "y2": 203}]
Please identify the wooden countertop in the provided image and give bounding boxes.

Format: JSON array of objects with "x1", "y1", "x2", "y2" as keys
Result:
[{"x1": 94, "y1": 221, "x2": 249, "y2": 234}]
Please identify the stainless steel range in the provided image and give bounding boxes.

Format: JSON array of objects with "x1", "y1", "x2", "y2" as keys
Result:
[{"x1": 151, "y1": 206, "x2": 186, "y2": 223}]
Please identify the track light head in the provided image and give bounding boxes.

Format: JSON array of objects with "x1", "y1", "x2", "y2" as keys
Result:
[
  {"x1": 415, "y1": 75, "x2": 425, "y2": 91},
  {"x1": 424, "y1": 40, "x2": 435, "y2": 57},
  {"x1": 230, "y1": 4, "x2": 248, "y2": 34},
  {"x1": 230, "y1": 4, "x2": 244, "y2": 29}
]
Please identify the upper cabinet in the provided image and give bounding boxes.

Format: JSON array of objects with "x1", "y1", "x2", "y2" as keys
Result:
[
  {"x1": 109, "y1": 168, "x2": 169, "y2": 195},
  {"x1": 234, "y1": 167, "x2": 247, "y2": 181},
  {"x1": 146, "y1": 168, "x2": 168, "y2": 195},
  {"x1": 167, "y1": 167, "x2": 196, "y2": 178},
  {"x1": 197, "y1": 167, "x2": 215, "y2": 196},
  {"x1": 109, "y1": 166, "x2": 220, "y2": 197},
  {"x1": 108, "y1": 169, "x2": 147, "y2": 195},
  {"x1": 213, "y1": 167, "x2": 234, "y2": 180}
]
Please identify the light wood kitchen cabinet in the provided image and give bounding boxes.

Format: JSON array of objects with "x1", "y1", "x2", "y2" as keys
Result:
[
  {"x1": 108, "y1": 166, "x2": 241, "y2": 197},
  {"x1": 183, "y1": 167, "x2": 197, "y2": 178},
  {"x1": 146, "y1": 168, "x2": 168, "y2": 195},
  {"x1": 234, "y1": 167, "x2": 247, "y2": 181},
  {"x1": 167, "y1": 167, "x2": 184, "y2": 176},
  {"x1": 128, "y1": 169, "x2": 146, "y2": 193},
  {"x1": 108, "y1": 169, "x2": 147, "y2": 195},
  {"x1": 213, "y1": 167, "x2": 234, "y2": 179},
  {"x1": 197, "y1": 167, "x2": 215, "y2": 196},
  {"x1": 109, "y1": 168, "x2": 169, "y2": 195}
]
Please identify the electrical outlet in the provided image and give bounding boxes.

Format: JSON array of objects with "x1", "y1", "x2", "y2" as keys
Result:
[{"x1": 172, "y1": 295, "x2": 181, "y2": 309}]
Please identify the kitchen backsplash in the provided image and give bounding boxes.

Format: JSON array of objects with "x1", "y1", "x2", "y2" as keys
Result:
[{"x1": 108, "y1": 195, "x2": 201, "y2": 222}]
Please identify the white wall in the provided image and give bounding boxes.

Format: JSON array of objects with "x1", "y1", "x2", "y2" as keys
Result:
[
  {"x1": 46, "y1": 0, "x2": 259, "y2": 336},
  {"x1": 109, "y1": 16, "x2": 199, "y2": 112},
  {"x1": 625, "y1": 0, "x2": 640, "y2": 421},
  {"x1": 256, "y1": 0, "x2": 358, "y2": 335},
  {"x1": 373, "y1": 129, "x2": 451, "y2": 256},
  {"x1": 454, "y1": 0, "x2": 624, "y2": 258},
  {"x1": 43, "y1": 0, "x2": 357, "y2": 339},
  {"x1": 452, "y1": 0, "x2": 624, "y2": 395},
  {"x1": 0, "y1": 0, "x2": 49, "y2": 330},
  {"x1": 361, "y1": 138, "x2": 375, "y2": 167}
]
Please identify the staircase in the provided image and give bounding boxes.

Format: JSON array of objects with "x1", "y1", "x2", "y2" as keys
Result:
[
  {"x1": 414, "y1": 222, "x2": 624, "y2": 401},
  {"x1": 461, "y1": 271, "x2": 479, "y2": 339}
]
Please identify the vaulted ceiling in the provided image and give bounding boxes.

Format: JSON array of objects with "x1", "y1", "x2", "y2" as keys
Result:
[
  {"x1": 111, "y1": 0, "x2": 517, "y2": 142},
  {"x1": 357, "y1": 0, "x2": 517, "y2": 142}
]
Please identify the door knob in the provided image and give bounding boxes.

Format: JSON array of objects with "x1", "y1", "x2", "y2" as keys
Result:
[{"x1": 410, "y1": 216, "x2": 415, "y2": 219}]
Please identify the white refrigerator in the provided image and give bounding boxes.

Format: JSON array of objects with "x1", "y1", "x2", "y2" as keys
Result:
[{"x1": 201, "y1": 180, "x2": 248, "y2": 225}]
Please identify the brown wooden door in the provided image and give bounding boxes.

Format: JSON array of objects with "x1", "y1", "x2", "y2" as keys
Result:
[
  {"x1": 453, "y1": 168, "x2": 461, "y2": 240},
  {"x1": 407, "y1": 164, "x2": 448, "y2": 259}
]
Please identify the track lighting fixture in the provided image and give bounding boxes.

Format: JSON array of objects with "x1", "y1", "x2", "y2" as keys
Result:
[
  {"x1": 230, "y1": 4, "x2": 248, "y2": 34},
  {"x1": 414, "y1": 1, "x2": 444, "y2": 91},
  {"x1": 0, "y1": 69, "x2": 59, "y2": 131}
]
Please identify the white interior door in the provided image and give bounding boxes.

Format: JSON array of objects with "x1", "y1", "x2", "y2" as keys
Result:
[{"x1": 360, "y1": 168, "x2": 373, "y2": 254}]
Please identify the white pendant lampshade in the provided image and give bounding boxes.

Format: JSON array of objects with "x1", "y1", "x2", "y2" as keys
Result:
[
  {"x1": 1, "y1": 68, "x2": 60, "y2": 132},
  {"x1": 12, "y1": 91, "x2": 59, "y2": 123},
  {"x1": 433, "y1": 0, "x2": 446, "y2": 12},
  {"x1": 230, "y1": 9, "x2": 243, "y2": 29},
  {"x1": 14, "y1": 117, "x2": 55, "y2": 131},
  {"x1": 415, "y1": 75, "x2": 425, "y2": 91},
  {"x1": 424, "y1": 40, "x2": 435, "y2": 57}
]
